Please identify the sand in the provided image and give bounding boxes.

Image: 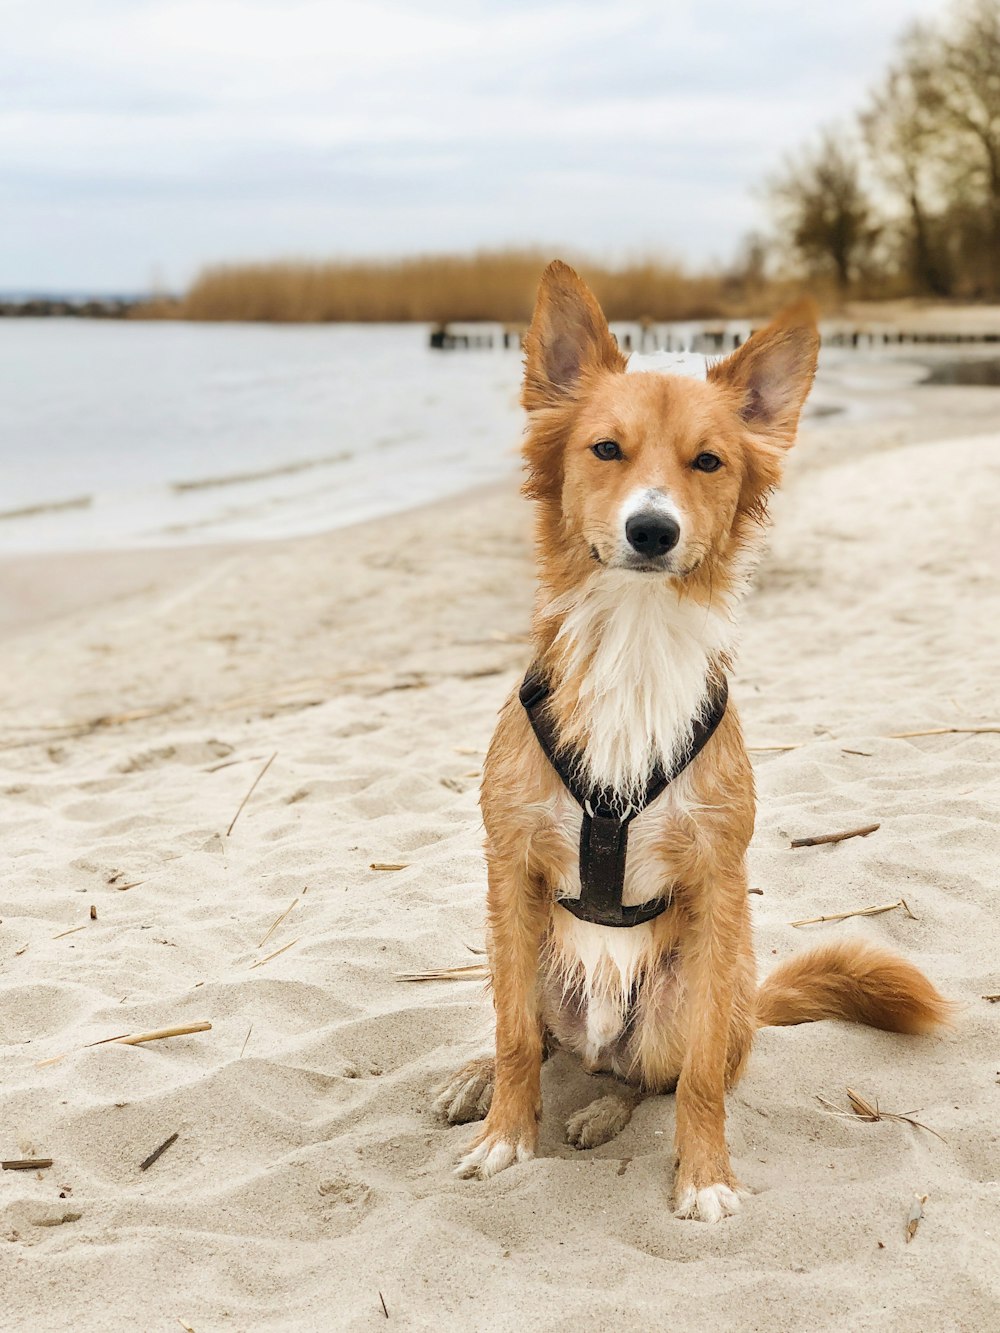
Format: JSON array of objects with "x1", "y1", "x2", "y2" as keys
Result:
[{"x1": 1, "y1": 393, "x2": 999, "y2": 1331}]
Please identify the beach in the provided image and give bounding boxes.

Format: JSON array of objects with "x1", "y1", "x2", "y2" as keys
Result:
[{"x1": 1, "y1": 376, "x2": 999, "y2": 1330}]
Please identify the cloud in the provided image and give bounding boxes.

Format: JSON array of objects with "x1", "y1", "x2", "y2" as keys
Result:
[{"x1": 1, "y1": 0, "x2": 948, "y2": 289}]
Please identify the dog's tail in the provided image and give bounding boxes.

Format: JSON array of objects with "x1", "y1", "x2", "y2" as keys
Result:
[{"x1": 755, "y1": 940, "x2": 954, "y2": 1035}]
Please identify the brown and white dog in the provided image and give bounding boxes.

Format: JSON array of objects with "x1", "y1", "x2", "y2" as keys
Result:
[{"x1": 435, "y1": 261, "x2": 951, "y2": 1222}]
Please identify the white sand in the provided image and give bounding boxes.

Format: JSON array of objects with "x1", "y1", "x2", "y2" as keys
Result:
[{"x1": 1, "y1": 402, "x2": 999, "y2": 1331}]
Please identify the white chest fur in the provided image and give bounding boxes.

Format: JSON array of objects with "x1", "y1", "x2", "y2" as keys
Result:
[{"x1": 549, "y1": 572, "x2": 734, "y2": 802}]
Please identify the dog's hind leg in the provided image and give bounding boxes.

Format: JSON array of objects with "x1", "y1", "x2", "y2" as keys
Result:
[
  {"x1": 565, "y1": 1086, "x2": 644, "y2": 1149},
  {"x1": 435, "y1": 1032, "x2": 554, "y2": 1126},
  {"x1": 433, "y1": 1056, "x2": 496, "y2": 1125}
]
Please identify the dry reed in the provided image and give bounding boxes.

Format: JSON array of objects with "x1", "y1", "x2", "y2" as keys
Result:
[{"x1": 138, "y1": 249, "x2": 750, "y2": 324}]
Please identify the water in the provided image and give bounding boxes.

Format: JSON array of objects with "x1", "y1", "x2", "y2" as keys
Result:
[
  {"x1": 0, "y1": 321, "x2": 524, "y2": 553},
  {"x1": 3, "y1": 320, "x2": 991, "y2": 555},
  {"x1": 921, "y1": 357, "x2": 1000, "y2": 387}
]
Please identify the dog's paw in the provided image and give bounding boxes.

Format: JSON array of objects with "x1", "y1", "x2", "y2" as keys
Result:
[
  {"x1": 565, "y1": 1095, "x2": 635, "y2": 1150},
  {"x1": 455, "y1": 1132, "x2": 534, "y2": 1180},
  {"x1": 432, "y1": 1057, "x2": 494, "y2": 1125},
  {"x1": 673, "y1": 1182, "x2": 742, "y2": 1224}
]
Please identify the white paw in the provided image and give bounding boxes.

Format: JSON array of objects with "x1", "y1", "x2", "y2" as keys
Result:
[
  {"x1": 455, "y1": 1136, "x2": 533, "y2": 1180},
  {"x1": 565, "y1": 1096, "x2": 634, "y2": 1150},
  {"x1": 674, "y1": 1182, "x2": 742, "y2": 1223},
  {"x1": 432, "y1": 1063, "x2": 494, "y2": 1124}
]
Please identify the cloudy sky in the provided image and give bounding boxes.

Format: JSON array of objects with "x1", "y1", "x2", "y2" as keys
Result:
[{"x1": 3, "y1": 0, "x2": 948, "y2": 293}]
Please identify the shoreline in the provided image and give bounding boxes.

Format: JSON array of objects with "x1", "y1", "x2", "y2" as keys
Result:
[{"x1": 0, "y1": 475, "x2": 519, "y2": 635}]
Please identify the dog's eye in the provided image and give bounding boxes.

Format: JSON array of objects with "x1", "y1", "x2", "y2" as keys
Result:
[
  {"x1": 592, "y1": 440, "x2": 622, "y2": 461},
  {"x1": 692, "y1": 451, "x2": 722, "y2": 473}
]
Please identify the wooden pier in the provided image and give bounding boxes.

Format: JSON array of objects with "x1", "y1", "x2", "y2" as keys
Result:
[{"x1": 428, "y1": 317, "x2": 1000, "y2": 353}]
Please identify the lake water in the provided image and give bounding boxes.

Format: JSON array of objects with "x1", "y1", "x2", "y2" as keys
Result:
[
  {"x1": 0, "y1": 321, "x2": 524, "y2": 553},
  {"x1": 0, "y1": 318, "x2": 970, "y2": 555}
]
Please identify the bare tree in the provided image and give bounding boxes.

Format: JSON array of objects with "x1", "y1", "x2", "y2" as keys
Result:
[
  {"x1": 912, "y1": 0, "x2": 1000, "y2": 294},
  {"x1": 861, "y1": 33, "x2": 952, "y2": 296},
  {"x1": 767, "y1": 129, "x2": 878, "y2": 294}
]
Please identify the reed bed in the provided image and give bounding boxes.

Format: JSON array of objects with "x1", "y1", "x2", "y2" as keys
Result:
[{"x1": 138, "y1": 250, "x2": 753, "y2": 324}]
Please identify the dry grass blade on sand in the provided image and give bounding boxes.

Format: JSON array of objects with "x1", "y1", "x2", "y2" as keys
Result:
[
  {"x1": 750, "y1": 723, "x2": 999, "y2": 753},
  {"x1": 395, "y1": 962, "x2": 491, "y2": 983},
  {"x1": 257, "y1": 890, "x2": 305, "y2": 950},
  {"x1": 817, "y1": 1087, "x2": 946, "y2": 1142},
  {"x1": 790, "y1": 897, "x2": 916, "y2": 927},
  {"x1": 36, "y1": 1022, "x2": 212, "y2": 1068},
  {"x1": 249, "y1": 939, "x2": 299, "y2": 970},
  {"x1": 225, "y1": 752, "x2": 277, "y2": 836}
]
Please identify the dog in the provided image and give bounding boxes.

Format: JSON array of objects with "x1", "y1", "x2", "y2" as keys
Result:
[{"x1": 435, "y1": 260, "x2": 952, "y2": 1223}]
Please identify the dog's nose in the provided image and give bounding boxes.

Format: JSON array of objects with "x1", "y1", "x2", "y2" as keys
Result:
[{"x1": 625, "y1": 510, "x2": 680, "y2": 556}]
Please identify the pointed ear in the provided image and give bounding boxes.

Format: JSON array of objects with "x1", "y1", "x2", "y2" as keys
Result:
[
  {"x1": 708, "y1": 299, "x2": 819, "y2": 442},
  {"x1": 522, "y1": 260, "x2": 625, "y2": 412}
]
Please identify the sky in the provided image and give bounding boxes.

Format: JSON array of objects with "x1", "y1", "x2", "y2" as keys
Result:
[{"x1": 2, "y1": 0, "x2": 950, "y2": 293}]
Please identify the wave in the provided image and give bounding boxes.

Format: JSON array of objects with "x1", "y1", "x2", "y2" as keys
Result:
[
  {"x1": 171, "y1": 450, "x2": 352, "y2": 493},
  {"x1": 0, "y1": 495, "x2": 92, "y2": 522}
]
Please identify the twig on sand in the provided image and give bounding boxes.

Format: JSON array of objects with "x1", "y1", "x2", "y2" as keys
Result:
[
  {"x1": 790, "y1": 823, "x2": 880, "y2": 849},
  {"x1": 205, "y1": 753, "x2": 265, "y2": 773},
  {"x1": 52, "y1": 923, "x2": 88, "y2": 940},
  {"x1": 36, "y1": 1022, "x2": 212, "y2": 1068},
  {"x1": 226, "y1": 752, "x2": 277, "y2": 836},
  {"x1": 114, "y1": 1023, "x2": 212, "y2": 1048},
  {"x1": 379, "y1": 1292, "x2": 389, "y2": 1319},
  {"x1": 906, "y1": 1194, "x2": 928, "y2": 1243},
  {"x1": 983, "y1": 994, "x2": 1000, "y2": 1003},
  {"x1": 396, "y1": 962, "x2": 490, "y2": 983},
  {"x1": 817, "y1": 1088, "x2": 945, "y2": 1142},
  {"x1": 139, "y1": 1132, "x2": 179, "y2": 1171},
  {"x1": 249, "y1": 939, "x2": 299, "y2": 970},
  {"x1": 89, "y1": 905, "x2": 97, "y2": 920},
  {"x1": 239, "y1": 1024, "x2": 253, "y2": 1058},
  {"x1": 790, "y1": 898, "x2": 914, "y2": 928},
  {"x1": 370, "y1": 862, "x2": 408, "y2": 872},
  {"x1": 2, "y1": 1158, "x2": 53, "y2": 1171}
]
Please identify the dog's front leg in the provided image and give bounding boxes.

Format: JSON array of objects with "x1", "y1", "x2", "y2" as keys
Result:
[
  {"x1": 672, "y1": 875, "x2": 745, "y2": 1223},
  {"x1": 455, "y1": 855, "x2": 548, "y2": 1180}
]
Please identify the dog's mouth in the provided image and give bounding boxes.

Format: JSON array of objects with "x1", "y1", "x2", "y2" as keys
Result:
[{"x1": 591, "y1": 545, "x2": 698, "y2": 577}]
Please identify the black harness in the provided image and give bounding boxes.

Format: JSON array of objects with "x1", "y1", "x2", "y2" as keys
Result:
[{"x1": 519, "y1": 668, "x2": 728, "y2": 928}]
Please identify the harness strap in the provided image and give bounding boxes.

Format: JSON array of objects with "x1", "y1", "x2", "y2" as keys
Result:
[{"x1": 519, "y1": 667, "x2": 728, "y2": 928}]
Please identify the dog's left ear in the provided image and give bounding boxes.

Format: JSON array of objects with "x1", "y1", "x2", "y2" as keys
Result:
[{"x1": 708, "y1": 299, "x2": 819, "y2": 444}]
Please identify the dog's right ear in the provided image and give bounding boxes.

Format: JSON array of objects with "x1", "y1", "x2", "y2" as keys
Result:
[{"x1": 522, "y1": 261, "x2": 625, "y2": 412}]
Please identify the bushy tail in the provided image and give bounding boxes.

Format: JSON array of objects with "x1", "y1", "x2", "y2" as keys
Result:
[{"x1": 756, "y1": 940, "x2": 954, "y2": 1035}]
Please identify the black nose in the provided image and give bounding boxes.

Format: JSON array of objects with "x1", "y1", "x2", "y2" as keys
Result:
[{"x1": 625, "y1": 510, "x2": 680, "y2": 556}]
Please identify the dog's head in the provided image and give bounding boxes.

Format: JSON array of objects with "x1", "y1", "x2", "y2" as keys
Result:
[{"x1": 522, "y1": 261, "x2": 819, "y2": 589}]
